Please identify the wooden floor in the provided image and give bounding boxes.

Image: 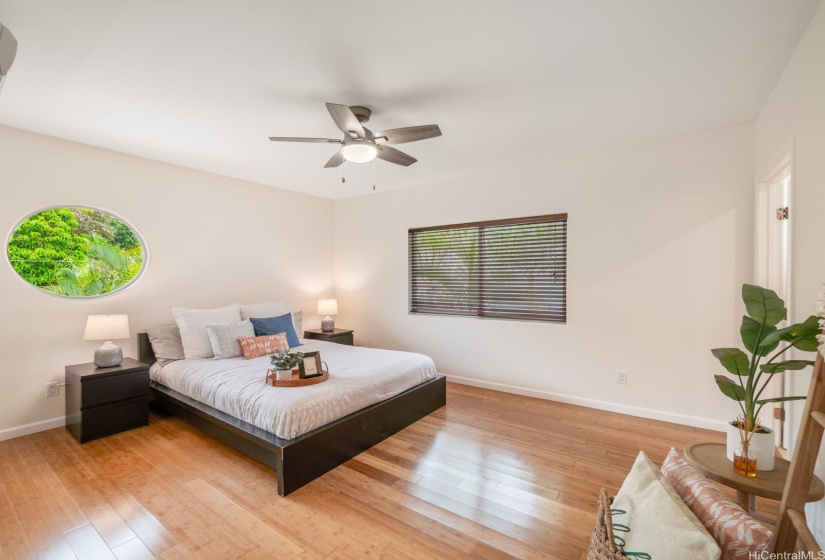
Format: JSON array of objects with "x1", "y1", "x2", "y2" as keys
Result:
[{"x1": 0, "y1": 383, "x2": 775, "y2": 560}]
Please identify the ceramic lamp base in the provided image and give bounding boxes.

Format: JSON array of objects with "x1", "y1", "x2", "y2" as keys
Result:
[
  {"x1": 321, "y1": 316, "x2": 335, "y2": 332},
  {"x1": 94, "y1": 340, "x2": 123, "y2": 368}
]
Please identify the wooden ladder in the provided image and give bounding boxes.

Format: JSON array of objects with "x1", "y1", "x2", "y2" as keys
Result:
[{"x1": 773, "y1": 349, "x2": 825, "y2": 553}]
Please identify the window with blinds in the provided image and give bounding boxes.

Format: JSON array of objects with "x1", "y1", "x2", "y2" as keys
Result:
[{"x1": 409, "y1": 214, "x2": 567, "y2": 323}]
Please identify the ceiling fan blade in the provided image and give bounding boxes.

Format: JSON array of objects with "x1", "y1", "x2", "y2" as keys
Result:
[
  {"x1": 373, "y1": 124, "x2": 442, "y2": 145},
  {"x1": 268, "y1": 137, "x2": 341, "y2": 143},
  {"x1": 326, "y1": 103, "x2": 365, "y2": 139},
  {"x1": 376, "y1": 145, "x2": 417, "y2": 167},
  {"x1": 324, "y1": 151, "x2": 345, "y2": 168}
]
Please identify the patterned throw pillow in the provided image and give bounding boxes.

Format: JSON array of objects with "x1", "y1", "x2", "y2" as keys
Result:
[
  {"x1": 205, "y1": 319, "x2": 255, "y2": 360},
  {"x1": 661, "y1": 448, "x2": 772, "y2": 560},
  {"x1": 238, "y1": 333, "x2": 289, "y2": 360}
]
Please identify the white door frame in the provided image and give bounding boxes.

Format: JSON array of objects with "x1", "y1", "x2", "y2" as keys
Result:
[{"x1": 755, "y1": 143, "x2": 794, "y2": 448}]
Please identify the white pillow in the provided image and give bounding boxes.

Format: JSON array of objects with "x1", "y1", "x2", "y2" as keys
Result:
[
  {"x1": 611, "y1": 452, "x2": 720, "y2": 560},
  {"x1": 240, "y1": 301, "x2": 291, "y2": 320},
  {"x1": 144, "y1": 325, "x2": 185, "y2": 367},
  {"x1": 292, "y1": 310, "x2": 303, "y2": 338},
  {"x1": 172, "y1": 304, "x2": 242, "y2": 360},
  {"x1": 205, "y1": 319, "x2": 255, "y2": 360}
]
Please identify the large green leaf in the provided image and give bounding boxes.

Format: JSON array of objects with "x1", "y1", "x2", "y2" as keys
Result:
[
  {"x1": 742, "y1": 284, "x2": 786, "y2": 327},
  {"x1": 761, "y1": 324, "x2": 793, "y2": 348},
  {"x1": 740, "y1": 316, "x2": 777, "y2": 356},
  {"x1": 760, "y1": 360, "x2": 815, "y2": 374},
  {"x1": 87, "y1": 242, "x2": 129, "y2": 268},
  {"x1": 715, "y1": 375, "x2": 746, "y2": 401},
  {"x1": 711, "y1": 348, "x2": 751, "y2": 376},
  {"x1": 755, "y1": 396, "x2": 807, "y2": 405},
  {"x1": 789, "y1": 316, "x2": 822, "y2": 352},
  {"x1": 760, "y1": 315, "x2": 821, "y2": 352}
]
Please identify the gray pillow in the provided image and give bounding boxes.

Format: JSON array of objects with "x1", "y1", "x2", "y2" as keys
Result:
[
  {"x1": 145, "y1": 325, "x2": 185, "y2": 367},
  {"x1": 205, "y1": 319, "x2": 256, "y2": 360}
]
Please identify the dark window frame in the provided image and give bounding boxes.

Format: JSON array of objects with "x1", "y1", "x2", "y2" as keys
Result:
[{"x1": 409, "y1": 213, "x2": 567, "y2": 323}]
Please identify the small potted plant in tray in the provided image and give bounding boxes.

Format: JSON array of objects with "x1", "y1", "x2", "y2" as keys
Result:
[
  {"x1": 269, "y1": 350, "x2": 305, "y2": 382},
  {"x1": 712, "y1": 284, "x2": 820, "y2": 471}
]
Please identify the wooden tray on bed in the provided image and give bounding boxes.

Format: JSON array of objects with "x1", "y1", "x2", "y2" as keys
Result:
[{"x1": 265, "y1": 369, "x2": 329, "y2": 387}]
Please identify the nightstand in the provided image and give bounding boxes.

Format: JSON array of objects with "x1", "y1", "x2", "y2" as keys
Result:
[
  {"x1": 304, "y1": 328, "x2": 354, "y2": 346},
  {"x1": 65, "y1": 357, "x2": 150, "y2": 443}
]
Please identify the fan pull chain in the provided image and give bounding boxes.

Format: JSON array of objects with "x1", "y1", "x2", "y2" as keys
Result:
[
  {"x1": 372, "y1": 158, "x2": 376, "y2": 191},
  {"x1": 341, "y1": 162, "x2": 346, "y2": 184}
]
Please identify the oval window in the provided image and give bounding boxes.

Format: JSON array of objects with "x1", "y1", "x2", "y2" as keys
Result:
[{"x1": 6, "y1": 207, "x2": 147, "y2": 298}]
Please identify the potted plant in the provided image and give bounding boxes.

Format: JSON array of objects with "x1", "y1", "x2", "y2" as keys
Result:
[
  {"x1": 712, "y1": 284, "x2": 820, "y2": 471},
  {"x1": 270, "y1": 350, "x2": 305, "y2": 381}
]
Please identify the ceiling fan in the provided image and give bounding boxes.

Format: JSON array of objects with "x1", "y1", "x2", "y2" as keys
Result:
[{"x1": 268, "y1": 103, "x2": 442, "y2": 168}]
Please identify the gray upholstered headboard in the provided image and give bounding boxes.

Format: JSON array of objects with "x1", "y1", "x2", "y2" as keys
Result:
[{"x1": 137, "y1": 332, "x2": 157, "y2": 366}]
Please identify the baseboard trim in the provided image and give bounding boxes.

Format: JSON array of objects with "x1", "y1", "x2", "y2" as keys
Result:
[
  {"x1": 0, "y1": 416, "x2": 66, "y2": 442},
  {"x1": 445, "y1": 374, "x2": 726, "y2": 432},
  {"x1": 0, "y1": 379, "x2": 723, "y2": 441}
]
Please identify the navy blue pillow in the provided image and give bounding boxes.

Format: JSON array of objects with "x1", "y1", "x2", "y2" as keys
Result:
[{"x1": 250, "y1": 313, "x2": 301, "y2": 348}]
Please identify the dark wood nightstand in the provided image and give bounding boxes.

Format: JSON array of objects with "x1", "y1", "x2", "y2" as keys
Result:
[
  {"x1": 65, "y1": 357, "x2": 150, "y2": 443},
  {"x1": 304, "y1": 328, "x2": 354, "y2": 346}
]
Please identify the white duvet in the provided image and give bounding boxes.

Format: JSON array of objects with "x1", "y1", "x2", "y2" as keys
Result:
[{"x1": 150, "y1": 339, "x2": 437, "y2": 440}]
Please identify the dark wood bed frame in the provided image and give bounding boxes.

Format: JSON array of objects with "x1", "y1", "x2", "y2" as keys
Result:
[{"x1": 138, "y1": 333, "x2": 446, "y2": 496}]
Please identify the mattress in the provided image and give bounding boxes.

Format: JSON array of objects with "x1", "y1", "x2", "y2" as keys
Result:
[{"x1": 150, "y1": 339, "x2": 437, "y2": 440}]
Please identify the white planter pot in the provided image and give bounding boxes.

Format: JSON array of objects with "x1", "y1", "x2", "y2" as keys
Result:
[
  {"x1": 725, "y1": 422, "x2": 775, "y2": 471},
  {"x1": 276, "y1": 369, "x2": 292, "y2": 381}
]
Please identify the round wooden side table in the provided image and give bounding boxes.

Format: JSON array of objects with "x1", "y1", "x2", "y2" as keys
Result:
[{"x1": 683, "y1": 442, "x2": 825, "y2": 523}]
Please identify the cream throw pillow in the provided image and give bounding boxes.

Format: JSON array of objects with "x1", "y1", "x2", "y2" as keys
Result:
[
  {"x1": 612, "y1": 451, "x2": 721, "y2": 560},
  {"x1": 172, "y1": 304, "x2": 242, "y2": 360}
]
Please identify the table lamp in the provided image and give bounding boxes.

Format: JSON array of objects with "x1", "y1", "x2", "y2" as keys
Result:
[
  {"x1": 317, "y1": 299, "x2": 338, "y2": 332},
  {"x1": 83, "y1": 314, "x2": 130, "y2": 367}
]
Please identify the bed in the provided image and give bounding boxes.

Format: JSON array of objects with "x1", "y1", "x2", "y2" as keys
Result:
[{"x1": 139, "y1": 333, "x2": 446, "y2": 496}]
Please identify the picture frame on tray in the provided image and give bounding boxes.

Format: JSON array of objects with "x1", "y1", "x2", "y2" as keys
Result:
[{"x1": 299, "y1": 351, "x2": 324, "y2": 379}]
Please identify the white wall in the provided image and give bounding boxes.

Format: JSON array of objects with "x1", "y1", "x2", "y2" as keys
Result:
[
  {"x1": 334, "y1": 123, "x2": 754, "y2": 430},
  {"x1": 755, "y1": 1, "x2": 825, "y2": 540},
  {"x1": 0, "y1": 125, "x2": 334, "y2": 440}
]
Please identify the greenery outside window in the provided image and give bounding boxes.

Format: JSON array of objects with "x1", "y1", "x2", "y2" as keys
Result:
[
  {"x1": 409, "y1": 214, "x2": 567, "y2": 323},
  {"x1": 6, "y1": 206, "x2": 147, "y2": 299}
]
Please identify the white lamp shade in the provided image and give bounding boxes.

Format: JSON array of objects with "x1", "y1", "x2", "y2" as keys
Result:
[
  {"x1": 83, "y1": 314, "x2": 130, "y2": 341},
  {"x1": 317, "y1": 299, "x2": 339, "y2": 316}
]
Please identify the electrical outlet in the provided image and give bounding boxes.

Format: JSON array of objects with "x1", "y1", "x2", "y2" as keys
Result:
[
  {"x1": 45, "y1": 382, "x2": 60, "y2": 397},
  {"x1": 616, "y1": 371, "x2": 627, "y2": 384}
]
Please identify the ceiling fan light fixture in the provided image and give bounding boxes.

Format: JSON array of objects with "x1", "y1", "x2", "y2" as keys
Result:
[{"x1": 341, "y1": 139, "x2": 377, "y2": 163}]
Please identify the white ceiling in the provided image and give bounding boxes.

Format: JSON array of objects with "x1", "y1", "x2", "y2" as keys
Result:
[{"x1": 0, "y1": 1, "x2": 820, "y2": 199}]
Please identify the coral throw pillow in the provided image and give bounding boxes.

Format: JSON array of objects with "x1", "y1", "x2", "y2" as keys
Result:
[
  {"x1": 239, "y1": 333, "x2": 288, "y2": 360},
  {"x1": 661, "y1": 448, "x2": 772, "y2": 560}
]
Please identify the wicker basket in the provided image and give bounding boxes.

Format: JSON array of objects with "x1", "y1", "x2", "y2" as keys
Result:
[{"x1": 587, "y1": 489, "x2": 625, "y2": 560}]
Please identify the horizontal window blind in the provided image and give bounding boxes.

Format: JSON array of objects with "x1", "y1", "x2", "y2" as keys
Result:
[{"x1": 409, "y1": 214, "x2": 567, "y2": 323}]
